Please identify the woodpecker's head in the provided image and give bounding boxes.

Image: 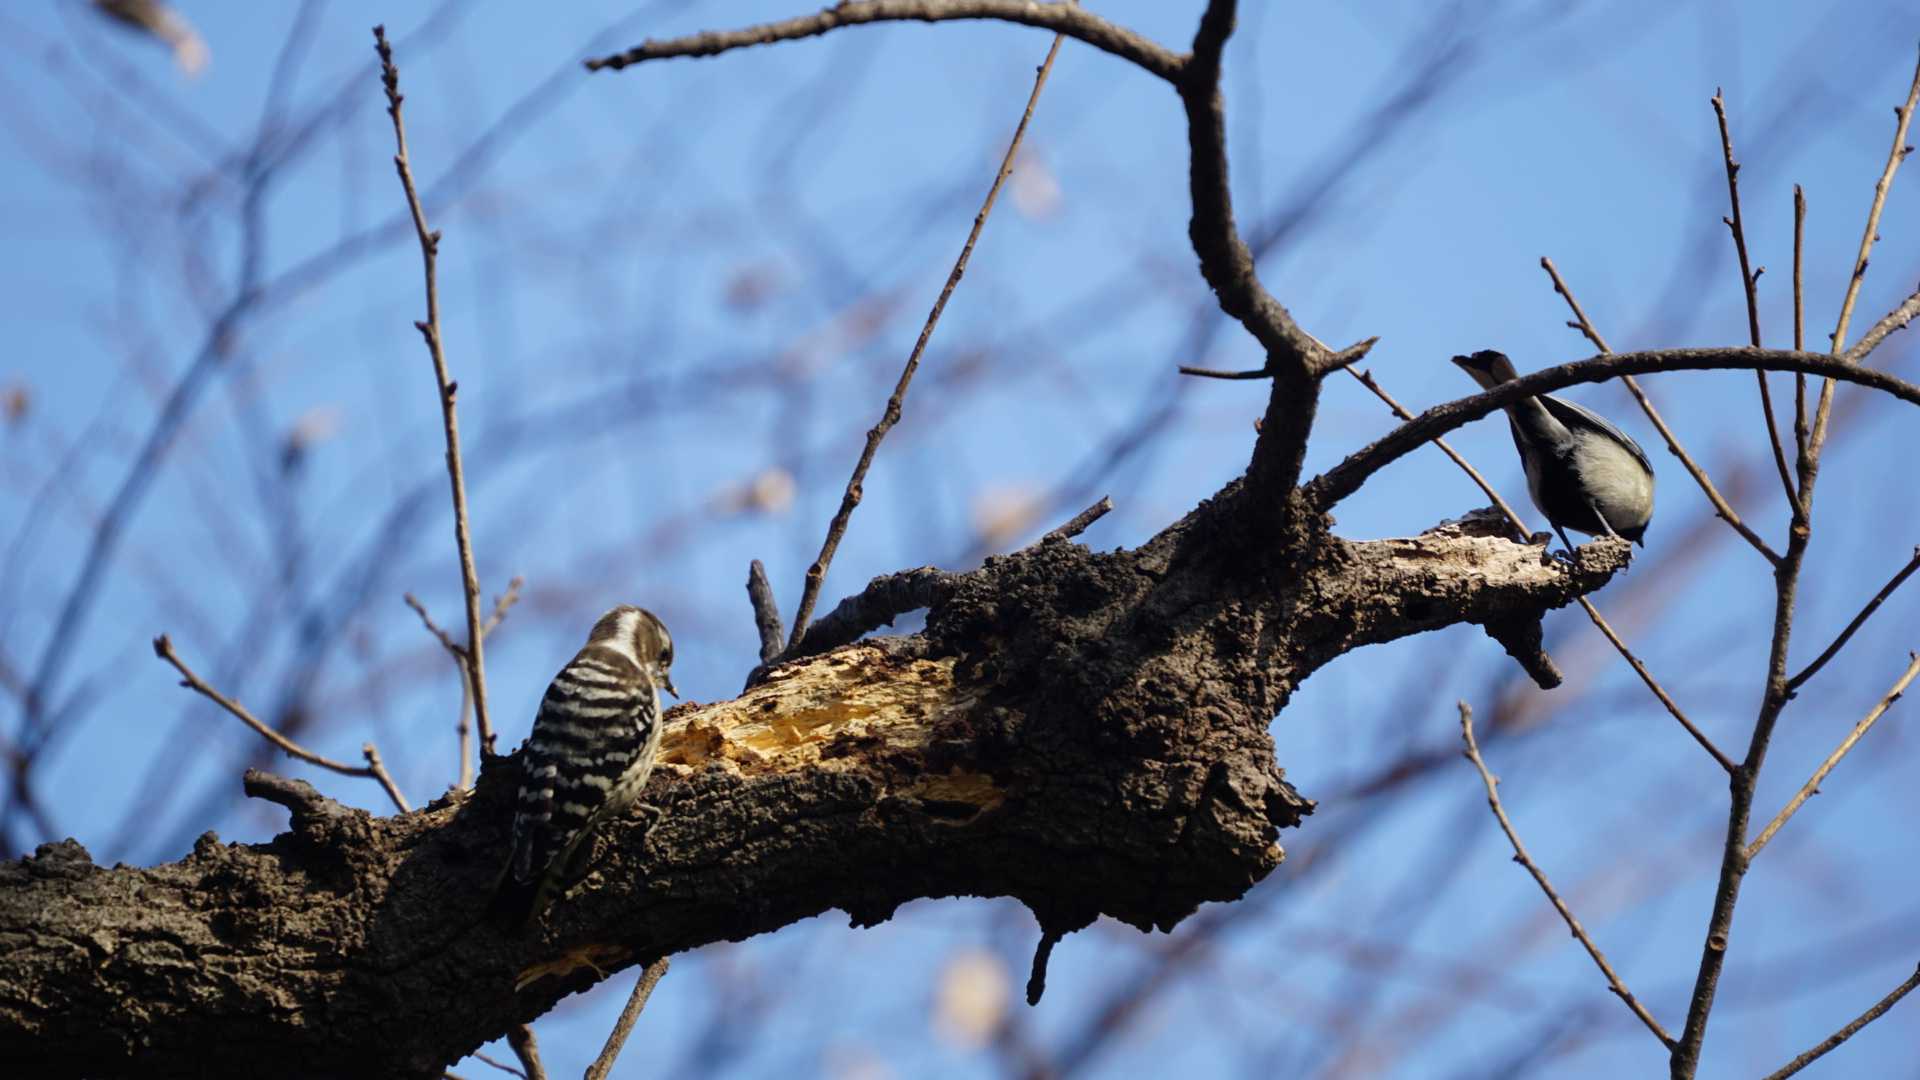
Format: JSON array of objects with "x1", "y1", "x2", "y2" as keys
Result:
[
  {"x1": 588, "y1": 605, "x2": 678, "y2": 698},
  {"x1": 1450, "y1": 349, "x2": 1521, "y2": 391}
]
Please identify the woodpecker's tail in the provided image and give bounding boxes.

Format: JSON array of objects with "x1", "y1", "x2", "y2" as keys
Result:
[{"x1": 485, "y1": 866, "x2": 545, "y2": 930}]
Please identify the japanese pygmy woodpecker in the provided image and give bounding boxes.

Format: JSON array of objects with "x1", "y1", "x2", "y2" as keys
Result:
[
  {"x1": 1451, "y1": 350, "x2": 1655, "y2": 553},
  {"x1": 490, "y1": 605, "x2": 677, "y2": 927}
]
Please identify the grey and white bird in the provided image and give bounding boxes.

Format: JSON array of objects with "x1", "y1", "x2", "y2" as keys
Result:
[
  {"x1": 1451, "y1": 350, "x2": 1655, "y2": 553},
  {"x1": 491, "y1": 605, "x2": 676, "y2": 927}
]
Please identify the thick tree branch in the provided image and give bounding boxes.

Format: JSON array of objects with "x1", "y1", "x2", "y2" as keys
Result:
[
  {"x1": 0, "y1": 517, "x2": 1622, "y2": 1077},
  {"x1": 1180, "y1": 0, "x2": 1332, "y2": 523}
]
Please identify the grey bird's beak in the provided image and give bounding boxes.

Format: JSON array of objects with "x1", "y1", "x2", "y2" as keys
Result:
[
  {"x1": 661, "y1": 673, "x2": 680, "y2": 699},
  {"x1": 1450, "y1": 349, "x2": 1519, "y2": 391}
]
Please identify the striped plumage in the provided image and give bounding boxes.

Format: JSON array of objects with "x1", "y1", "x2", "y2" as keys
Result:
[{"x1": 491, "y1": 605, "x2": 676, "y2": 927}]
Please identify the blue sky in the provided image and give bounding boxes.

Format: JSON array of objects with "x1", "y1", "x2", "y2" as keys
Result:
[{"x1": 4, "y1": 2, "x2": 1919, "y2": 1077}]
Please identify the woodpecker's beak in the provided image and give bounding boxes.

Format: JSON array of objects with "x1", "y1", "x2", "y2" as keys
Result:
[{"x1": 661, "y1": 673, "x2": 679, "y2": 699}]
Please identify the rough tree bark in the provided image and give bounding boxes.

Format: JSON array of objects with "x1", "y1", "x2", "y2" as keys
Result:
[
  {"x1": 9, "y1": 1, "x2": 1918, "y2": 1075},
  {"x1": 0, "y1": 503, "x2": 1627, "y2": 1077}
]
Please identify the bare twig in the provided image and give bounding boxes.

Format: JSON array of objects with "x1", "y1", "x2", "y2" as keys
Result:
[
  {"x1": 153, "y1": 635, "x2": 409, "y2": 812},
  {"x1": 241, "y1": 769, "x2": 350, "y2": 825},
  {"x1": 584, "y1": 0, "x2": 1184, "y2": 83},
  {"x1": 584, "y1": 958, "x2": 671, "y2": 1080},
  {"x1": 1809, "y1": 46, "x2": 1920, "y2": 461},
  {"x1": 786, "y1": 30, "x2": 1065, "y2": 651},
  {"x1": 466, "y1": 1051, "x2": 525, "y2": 1079},
  {"x1": 1787, "y1": 547, "x2": 1920, "y2": 692},
  {"x1": 504, "y1": 1024, "x2": 546, "y2": 1080},
  {"x1": 1843, "y1": 286, "x2": 1920, "y2": 365},
  {"x1": 1540, "y1": 258, "x2": 1780, "y2": 565},
  {"x1": 1458, "y1": 701, "x2": 1675, "y2": 1048},
  {"x1": 1176, "y1": 364, "x2": 1271, "y2": 380},
  {"x1": 408, "y1": 576, "x2": 521, "y2": 790},
  {"x1": 1042, "y1": 495, "x2": 1113, "y2": 542},
  {"x1": 481, "y1": 577, "x2": 523, "y2": 637},
  {"x1": 1749, "y1": 653, "x2": 1920, "y2": 859},
  {"x1": 375, "y1": 26, "x2": 495, "y2": 758},
  {"x1": 1793, "y1": 186, "x2": 1809, "y2": 458},
  {"x1": 1572, "y1": 597, "x2": 1736, "y2": 774},
  {"x1": 405, "y1": 592, "x2": 460, "y2": 655},
  {"x1": 746, "y1": 561, "x2": 784, "y2": 665},
  {"x1": 1759, "y1": 962, "x2": 1920, "y2": 1080},
  {"x1": 360, "y1": 743, "x2": 408, "y2": 816},
  {"x1": 1711, "y1": 91, "x2": 1798, "y2": 507}
]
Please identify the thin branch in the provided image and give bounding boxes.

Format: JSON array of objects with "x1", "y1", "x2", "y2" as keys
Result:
[
  {"x1": 1541, "y1": 256, "x2": 1616, "y2": 355},
  {"x1": 1458, "y1": 701, "x2": 1675, "y2": 1048},
  {"x1": 1177, "y1": 364, "x2": 1271, "y2": 380},
  {"x1": 1042, "y1": 495, "x2": 1113, "y2": 542},
  {"x1": 481, "y1": 576, "x2": 523, "y2": 637},
  {"x1": 241, "y1": 769, "x2": 350, "y2": 825},
  {"x1": 1793, "y1": 185, "x2": 1809, "y2": 459},
  {"x1": 1749, "y1": 652, "x2": 1920, "y2": 859},
  {"x1": 1305, "y1": 347, "x2": 1920, "y2": 513},
  {"x1": 1711, "y1": 91, "x2": 1798, "y2": 507},
  {"x1": 746, "y1": 560, "x2": 784, "y2": 665},
  {"x1": 1843, "y1": 285, "x2": 1920, "y2": 364},
  {"x1": 152, "y1": 635, "x2": 410, "y2": 812},
  {"x1": 504, "y1": 1024, "x2": 546, "y2": 1080},
  {"x1": 466, "y1": 1052, "x2": 525, "y2": 1079},
  {"x1": 1759, "y1": 962, "x2": 1920, "y2": 1080},
  {"x1": 584, "y1": 958, "x2": 671, "y2": 1080},
  {"x1": 584, "y1": 0, "x2": 1184, "y2": 84},
  {"x1": 1573, "y1": 597, "x2": 1736, "y2": 774},
  {"x1": 1809, "y1": 45, "x2": 1920, "y2": 461},
  {"x1": 1540, "y1": 258, "x2": 1780, "y2": 565},
  {"x1": 1787, "y1": 546, "x2": 1920, "y2": 692},
  {"x1": 404, "y1": 592, "x2": 460, "y2": 655},
  {"x1": 375, "y1": 26, "x2": 496, "y2": 758},
  {"x1": 408, "y1": 576, "x2": 520, "y2": 791},
  {"x1": 360, "y1": 743, "x2": 408, "y2": 817},
  {"x1": 1338, "y1": 365, "x2": 1533, "y2": 539},
  {"x1": 786, "y1": 29, "x2": 1065, "y2": 650}
]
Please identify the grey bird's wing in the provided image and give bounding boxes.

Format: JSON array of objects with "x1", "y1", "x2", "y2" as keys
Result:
[{"x1": 1539, "y1": 393, "x2": 1653, "y2": 475}]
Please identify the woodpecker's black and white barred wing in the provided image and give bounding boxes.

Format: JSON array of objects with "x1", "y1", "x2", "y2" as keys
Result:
[
  {"x1": 1540, "y1": 393, "x2": 1654, "y2": 476},
  {"x1": 505, "y1": 648, "x2": 659, "y2": 891}
]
